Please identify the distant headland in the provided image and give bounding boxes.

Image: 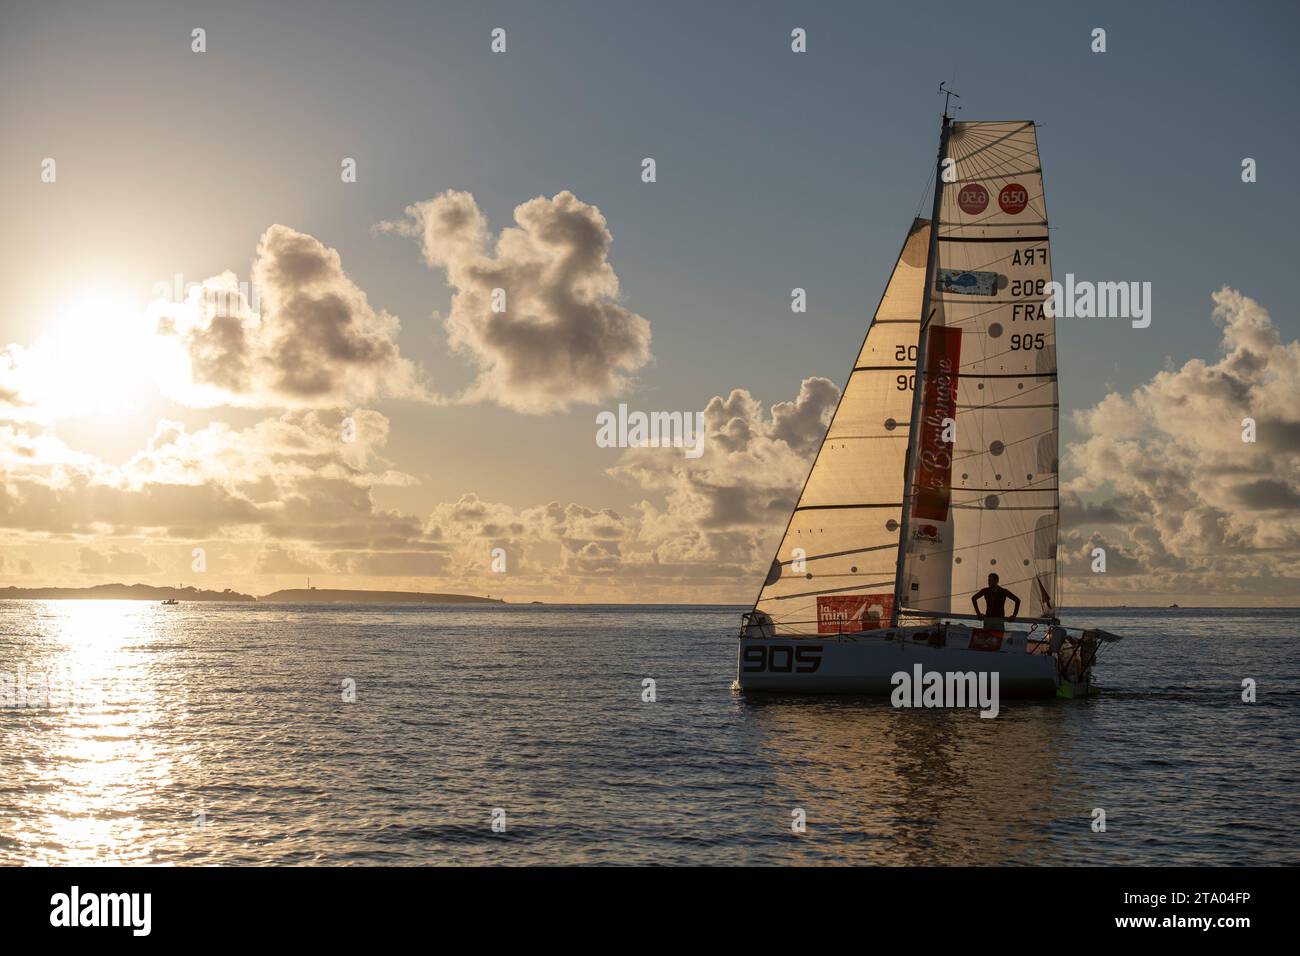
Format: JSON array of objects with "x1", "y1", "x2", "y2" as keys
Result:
[
  {"x1": 0, "y1": 583, "x2": 255, "y2": 602},
  {"x1": 0, "y1": 584, "x2": 504, "y2": 604},
  {"x1": 258, "y1": 588, "x2": 503, "y2": 605}
]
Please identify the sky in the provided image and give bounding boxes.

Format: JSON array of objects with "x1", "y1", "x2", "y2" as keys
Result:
[{"x1": 0, "y1": 0, "x2": 1297, "y2": 604}]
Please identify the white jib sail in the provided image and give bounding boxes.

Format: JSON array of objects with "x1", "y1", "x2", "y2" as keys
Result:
[
  {"x1": 899, "y1": 120, "x2": 1059, "y2": 622},
  {"x1": 751, "y1": 219, "x2": 930, "y2": 636}
]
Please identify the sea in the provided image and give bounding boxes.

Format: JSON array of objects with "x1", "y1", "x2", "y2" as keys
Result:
[{"x1": 0, "y1": 601, "x2": 1295, "y2": 865}]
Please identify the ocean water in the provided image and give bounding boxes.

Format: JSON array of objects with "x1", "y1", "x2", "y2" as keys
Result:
[{"x1": 0, "y1": 601, "x2": 1295, "y2": 866}]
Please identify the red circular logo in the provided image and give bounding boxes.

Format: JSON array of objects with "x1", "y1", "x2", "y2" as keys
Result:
[
  {"x1": 998, "y1": 183, "x2": 1029, "y2": 215},
  {"x1": 957, "y1": 183, "x2": 989, "y2": 215}
]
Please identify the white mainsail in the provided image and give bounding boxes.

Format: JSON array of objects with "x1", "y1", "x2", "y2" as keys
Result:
[
  {"x1": 897, "y1": 120, "x2": 1058, "y2": 622},
  {"x1": 751, "y1": 219, "x2": 929, "y2": 636}
]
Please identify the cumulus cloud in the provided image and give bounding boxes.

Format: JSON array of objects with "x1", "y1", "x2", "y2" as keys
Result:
[
  {"x1": 1, "y1": 373, "x2": 856, "y2": 600},
  {"x1": 378, "y1": 190, "x2": 651, "y2": 413},
  {"x1": 406, "y1": 378, "x2": 839, "y2": 599},
  {"x1": 0, "y1": 409, "x2": 427, "y2": 553},
  {"x1": 1063, "y1": 287, "x2": 1300, "y2": 600},
  {"x1": 609, "y1": 377, "x2": 838, "y2": 534},
  {"x1": 153, "y1": 226, "x2": 429, "y2": 408}
]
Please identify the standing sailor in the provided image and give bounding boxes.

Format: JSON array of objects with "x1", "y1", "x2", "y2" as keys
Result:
[{"x1": 972, "y1": 573, "x2": 1020, "y2": 630}]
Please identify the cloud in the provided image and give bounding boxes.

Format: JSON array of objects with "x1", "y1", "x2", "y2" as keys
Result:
[
  {"x1": 76, "y1": 547, "x2": 159, "y2": 576},
  {"x1": 153, "y1": 226, "x2": 429, "y2": 408},
  {"x1": 0, "y1": 347, "x2": 32, "y2": 409},
  {"x1": 1064, "y1": 287, "x2": 1300, "y2": 600},
  {"x1": 329, "y1": 550, "x2": 452, "y2": 577},
  {"x1": 379, "y1": 190, "x2": 651, "y2": 413},
  {"x1": 609, "y1": 377, "x2": 838, "y2": 533},
  {"x1": 406, "y1": 378, "x2": 839, "y2": 598},
  {"x1": 0, "y1": 409, "x2": 425, "y2": 548},
  {"x1": 254, "y1": 546, "x2": 325, "y2": 575}
]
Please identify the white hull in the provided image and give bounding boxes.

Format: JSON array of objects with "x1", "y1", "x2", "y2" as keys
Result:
[{"x1": 736, "y1": 623, "x2": 1079, "y2": 698}]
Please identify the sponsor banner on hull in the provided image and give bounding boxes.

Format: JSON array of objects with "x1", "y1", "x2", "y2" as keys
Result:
[{"x1": 969, "y1": 629, "x2": 1005, "y2": 651}]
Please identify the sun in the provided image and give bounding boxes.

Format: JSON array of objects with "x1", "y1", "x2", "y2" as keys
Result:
[{"x1": 20, "y1": 287, "x2": 167, "y2": 421}]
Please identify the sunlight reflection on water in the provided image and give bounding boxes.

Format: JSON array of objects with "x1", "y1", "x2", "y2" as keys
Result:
[{"x1": 1, "y1": 601, "x2": 1296, "y2": 865}]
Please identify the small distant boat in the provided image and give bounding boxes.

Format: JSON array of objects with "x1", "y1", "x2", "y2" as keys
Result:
[
  {"x1": 736, "y1": 102, "x2": 1123, "y2": 699},
  {"x1": 161, "y1": 598, "x2": 179, "y2": 605}
]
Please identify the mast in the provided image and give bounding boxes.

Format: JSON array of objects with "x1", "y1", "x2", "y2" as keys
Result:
[{"x1": 890, "y1": 109, "x2": 952, "y2": 626}]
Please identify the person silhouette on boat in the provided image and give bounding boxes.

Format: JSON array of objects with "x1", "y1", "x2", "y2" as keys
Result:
[{"x1": 972, "y1": 573, "x2": 1020, "y2": 628}]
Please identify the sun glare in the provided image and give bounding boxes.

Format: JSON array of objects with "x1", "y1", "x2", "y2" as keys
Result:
[{"x1": 24, "y1": 288, "x2": 165, "y2": 421}]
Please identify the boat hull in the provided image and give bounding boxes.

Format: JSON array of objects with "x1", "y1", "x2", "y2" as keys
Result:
[{"x1": 736, "y1": 627, "x2": 1063, "y2": 697}]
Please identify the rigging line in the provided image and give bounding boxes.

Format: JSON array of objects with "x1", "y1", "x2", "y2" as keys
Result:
[
  {"x1": 951, "y1": 130, "x2": 1023, "y2": 179},
  {"x1": 967, "y1": 133, "x2": 1035, "y2": 174},
  {"x1": 950, "y1": 129, "x2": 1033, "y2": 181},
  {"x1": 952, "y1": 499, "x2": 1057, "y2": 511},
  {"x1": 903, "y1": 520, "x2": 1057, "y2": 560},
  {"x1": 913, "y1": 163, "x2": 937, "y2": 222},
  {"x1": 812, "y1": 570, "x2": 898, "y2": 580},
  {"x1": 933, "y1": 297, "x2": 1049, "y2": 306},
  {"x1": 937, "y1": 234, "x2": 1050, "y2": 242},
  {"x1": 942, "y1": 168, "x2": 1042, "y2": 186},
  {"x1": 955, "y1": 401, "x2": 1058, "y2": 411},
  {"x1": 773, "y1": 579, "x2": 897, "y2": 600},
  {"x1": 975, "y1": 133, "x2": 1040, "y2": 173},
  {"x1": 950, "y1": 488, "x2": 1058, "y2": 505},
  {"x1": 952, "y1": 125, "x2": 1037, "y2": 169},
  {"x1": 793, "y1": 502, "x2": 902, "y2": 512},
  {"x1": 771, "y1": 541, "x2": 899, "y2": 568},
  {"x1": 955, "y1": 380, "x2": 1058, "y2": 410},
  {"x1": 961, "y1": 342, "x2": 1057, "y2": 370},
  {"x1": 822, "y1": 433, "x2": 911, "y2": 440},
  {"x1": 822, "y1": 431, "x2": 912, "y2": 440},
  {"x1": 951, "y1": 474, "x2": 1060, "y2": 493},
  {"x1": 960, "y1": 371, "x2": 1056, "y2": 379},
  {"x1": 923, "y1": 570, "x2": 1046, "y2": 603}
]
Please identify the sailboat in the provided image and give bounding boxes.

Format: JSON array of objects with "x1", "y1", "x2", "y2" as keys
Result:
[{"x1": 737, "y1": 103, "x2": 1121, "y2": 698}]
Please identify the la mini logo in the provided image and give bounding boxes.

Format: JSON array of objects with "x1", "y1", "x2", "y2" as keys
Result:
[{"x1": 49, "y1": 886, "x2": 152, "y2": 936}]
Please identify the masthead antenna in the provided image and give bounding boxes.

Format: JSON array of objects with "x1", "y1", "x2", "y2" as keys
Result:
[{"x1": 938, "y1": 82, "x2": 961, "y2": 120}]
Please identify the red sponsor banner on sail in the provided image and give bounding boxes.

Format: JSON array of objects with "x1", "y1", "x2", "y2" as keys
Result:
[
  {"x1": 816, "y1": 594, "x2": 893, "y2": 634},
  {"x1": 913, "y1": 326, "x2": 962, "y2": 521}
]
